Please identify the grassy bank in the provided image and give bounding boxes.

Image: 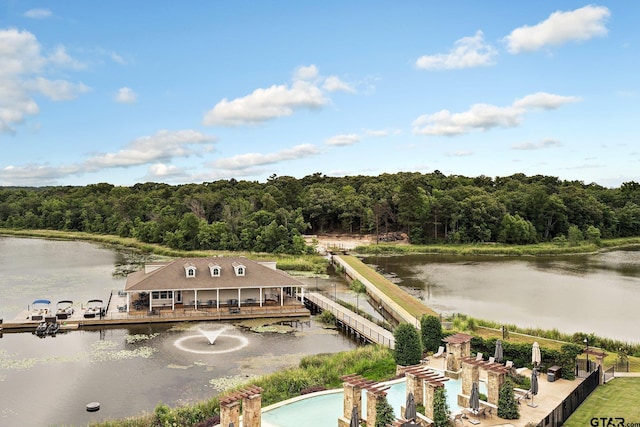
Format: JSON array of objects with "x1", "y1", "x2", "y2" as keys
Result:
[
  {"x1": 354, "y1": 237, "x2": 640, "y2": 256},
  {"x1": 339, "y1": 254, "x2": 437, "y2": 318}
]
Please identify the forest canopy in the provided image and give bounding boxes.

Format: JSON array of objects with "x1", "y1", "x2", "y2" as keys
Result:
[{"x1": 1, "y1": 172, "x2": 640, "y2": 254}]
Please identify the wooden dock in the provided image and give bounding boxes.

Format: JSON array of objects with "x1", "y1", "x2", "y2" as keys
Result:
[{"x1": 1, "y1": 291, "x2": 310, "y2": 333}]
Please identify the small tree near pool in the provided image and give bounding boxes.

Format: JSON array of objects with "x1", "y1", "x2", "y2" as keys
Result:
[
  {"x1": 420, "y1": 314, "x2": 443, "y2": 353},
  {"x1": 393, "y1": 323, "x2": 423, "y2": 366}
]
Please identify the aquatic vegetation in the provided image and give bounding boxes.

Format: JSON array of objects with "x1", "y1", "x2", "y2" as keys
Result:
[
  {"x1": 251, "y1": 324, "x2": 294, "y2": 334},
  {"x1": 125, "y1": 333, "x2": 159, "y2": 344},
  {"x1": 208, "y1": 374, "x2": 259, "y2": 392},
  {"x1": 167, "y1": 364, "x2": 192, "y2": 370},
  {"x1": 91, "y1": 346, "x2": 156, "y2": 362}
]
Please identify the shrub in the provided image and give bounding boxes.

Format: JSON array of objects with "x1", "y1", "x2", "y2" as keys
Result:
[
  {"x1": 432, "y1": 386, "x2": 450, "y2": 427},
  {"x1": 375, "y1": 395, "x2": 395, "y2": 427},
  {"x1": 420, "y1": 315, "x2": 443, "y2": 353},
  {"x1": 497, "y1": 380, "x2": 519, "y2": 419},
  {"x1": 393, "y1": 323, "x2": 423, "y2": 366}
]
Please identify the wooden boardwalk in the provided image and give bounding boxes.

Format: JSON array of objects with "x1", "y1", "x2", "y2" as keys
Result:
[{"x1": 304, "y1": 292, "x2": 395, "y2": 349}]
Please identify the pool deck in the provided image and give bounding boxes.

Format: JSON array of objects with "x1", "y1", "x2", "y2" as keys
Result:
[
  {"x1": 1, "y1": 292, "x2": 311, "y2": 333},
  {"x1": 421, "y1": 356, "x2": 583, "y2": 427}
]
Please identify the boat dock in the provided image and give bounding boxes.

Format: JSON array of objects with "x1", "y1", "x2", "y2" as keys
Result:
[{"x1": 1, "y1": 290, "x2": 311, "y2": 333}]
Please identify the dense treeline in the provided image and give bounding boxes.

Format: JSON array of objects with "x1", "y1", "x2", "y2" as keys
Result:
[{"x1": 1, "y1": 171, "x2": 640, "y2": 254}]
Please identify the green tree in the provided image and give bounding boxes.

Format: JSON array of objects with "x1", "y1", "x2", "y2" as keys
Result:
[
  {"x1": 393, "y1": 323, "x2": 422, "y2": 366},
  {"x1": 420, "y1": 315, "x2": 443, "y2": 353},
  {"x1": 585, "y1": 225, "x2": 601, "y2": 245},
  {"x1": 497, "y1": 214, "x2": 537, "y2": 244},
  {"x1": 375, "y1": 394, "x2": 395, "y2": 427},
  {"x1": 432, "y1": 386, "x2": 450, "y2": 427},
  {"x1": 567, "y1": 224, "x2": 584, "y2": 246},
  {"x1": 497, "y1": 380, "x2": 519, "y2": 419}
]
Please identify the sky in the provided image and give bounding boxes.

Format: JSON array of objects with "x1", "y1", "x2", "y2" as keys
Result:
[{"x1": 0, "y1": 1, "x2": 638, "y2": 188}]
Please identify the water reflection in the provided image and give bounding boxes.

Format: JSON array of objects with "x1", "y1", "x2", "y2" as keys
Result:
[{"x1": 363, "y1": 250, "x2": 640, "y2": 343}]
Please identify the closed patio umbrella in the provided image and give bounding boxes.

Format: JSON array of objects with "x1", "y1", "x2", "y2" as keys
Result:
[
  {"x1": 528, "y1": 367, "x2": 539, "y2": 408},
  {"x1": 469, "y1": 381, "x2": 480, "y2": 413},
  {"x1": 494, "y1": 339, "x2": 503, "y2": 363},
  {"x1": 405, "y1": 392, "x2": 417, "y2": 421},
  {"x1": 532, "y1": 342, "x2": 541, "y2": 367},
  {"x1": 350, "y1": 405, "x2": 359, "y2": 427}
]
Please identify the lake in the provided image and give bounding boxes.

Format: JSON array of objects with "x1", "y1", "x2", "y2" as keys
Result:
[
  {"x1": 363, "y1": 250, "x2": 640, "y2": 343},
  {"x1": 0, "y1": 237, "x2": 357, "y2": 426}
]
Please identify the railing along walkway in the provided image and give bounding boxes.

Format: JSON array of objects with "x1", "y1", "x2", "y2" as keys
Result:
[{"x1": 305, "y1": 292, "x2": 395, "y2": 349}]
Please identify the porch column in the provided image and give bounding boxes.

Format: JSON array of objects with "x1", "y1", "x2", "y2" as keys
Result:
[
  {"x1": 171, "y1": 291, "x2": 175, "y2": 310},
  {"x1": 194, "y1": 290, "x2": 198, "y2": 310},
  {"x1": 126, "y1": 292, "x2": 130, "y2": 313},
  {"x1": 238, "y1": 288, "x2": 241, "y2": 307},
  {"x1": 280, "y1": 287, "x2": 284, "y2": 306},
  {"x1": 217, "y1": 289, "x2": 220, "y2": 309},
  {"x1": 301, "y1": 287, "x2": 305, "y2": 302},
  {"x1": 149, "y1": 293, "x2": 152, "y2": 312},
  {"x1": 259, "y1": 288, "x2": 263, "y2": 307}
]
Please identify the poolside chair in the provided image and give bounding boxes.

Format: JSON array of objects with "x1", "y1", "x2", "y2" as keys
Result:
[
  {"x1": 451, "y1": 412, "x2": 465, "y2": 426},
  {"x1": 433, "y1": 346, "x2": 445, "y2": 358},
  {"x1": 475, "y1": 352, "x2": 483, "y2": 361},
  {"x1": 488, "y1": 356, "x2": 495, "y2": 363},
  {"x1": 505, "y1": 360, "x2": 513, "y2": 368}
]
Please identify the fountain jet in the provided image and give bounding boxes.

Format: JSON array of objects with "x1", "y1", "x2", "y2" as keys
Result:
[{"x1": 199, "y1": 326, "x2": 229, "y2": 345}]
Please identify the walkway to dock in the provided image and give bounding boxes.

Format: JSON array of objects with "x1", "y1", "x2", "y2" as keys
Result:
[{"x1": 304, "y1": 292, "x2": 395, "y2": 349}]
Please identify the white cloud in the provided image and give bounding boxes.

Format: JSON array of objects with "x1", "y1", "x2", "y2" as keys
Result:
[
  {"x1": 0, "y1": 129, "x2": 216, "y2": 185},
  {"x1": 23, "y1": 8, "x2": 52, "y2": 19},
  {"x1": 413, "y1": 92, "x2": 580, "y2": 136},
  {"x1": 294, "y1": 65, "x2": 319, "y2": 81},
  {"x1": 25, "y1": 77, "x2": 91, "y2": 101},
  {"x1": 115, "y1": 87, "x2": 137, "y2": 104},
  {"x1": 365, "y1": 129, "x2": 391, "y2": 137},
  {"x1": 48, "y1": 45, "x2": 87, "y2": 70},
  {"x1": 504, "y1": 5, "x2": 610, "y2": 54},
  {"x1": 323, "y1": 76, "x2": 356, "y2": 93},
  {"x1": 84, "y1": 130, "x2": 216, "y2": 169},
  {"x1": 0, "y1": 28, "x2": 90, "y2": 133},
  {"x1": 416, "y1": 31, "x2": 497, "y2": 70},
  {"x1": 203, "y1": 65, "x2": 357, "y2": 127},
  {"x1": 326, "y1": 134, "x2": 360, "y2": 146},
  {"x1": 110, "y1": 52, "x2": 127, "y2": 65},
  {"x1": 512, "y1": 138, "x2": 561, "y2": 150},
  {"x1": 212, "y1": 144, "x2": 320, "y2": 169}
]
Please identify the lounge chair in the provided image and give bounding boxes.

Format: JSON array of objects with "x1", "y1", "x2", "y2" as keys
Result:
[
  {"x1": 488, "y1": 356, "x2": 495, "y2": 363},
  {"x1": 475, "y1": 352, "x2": 483, "y2": 361},
  {"x1": 433, "y1": 346, "x2": 445, "y2": 358},
  {"x1": 451, "y1": 412, "x2": 465, "y2": 426},
  {"x1": 505, "y1": 360, "x2": 513, "y2": 368}
]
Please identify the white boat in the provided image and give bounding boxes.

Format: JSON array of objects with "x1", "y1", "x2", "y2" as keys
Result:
[
  {"x1": 29, "y1": 299, "x2": 51, "y2": 321},
  {"x1": 83, "y1": 299, "x2": 103, "y2": 318},
  {"x1": 56, "y1": 300, "x2": 75, "y2": 319}
]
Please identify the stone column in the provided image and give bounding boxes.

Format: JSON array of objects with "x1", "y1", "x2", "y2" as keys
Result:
[
  {"x1": 461, "y1": 361, "x2": 479, "y2": 396},
  {"x1": 423, "y1": 383, "x2": 437, "y2": 420},
  {"x1": 242, "y1": 393, "x2": 261, "y2": 427},
  {"x1": 366, "y1": 391, "x2": 381, "y2": 427},
  {"x1": 343, "y1": 383, "x2": 361, "y2": 419},
  {"x1": 446, "y1": 343, "x2": 463, "y2": 372},
  {"x1": 406, "y1": 372, "x2": 424, "y2": 407},
  {"x1": 595, "y1": 354, "x2": 606, "y2": 385},
  {"x1": 220, "y1": 400, "x2": 240, "y2": 427},
  {"x1": 486, "y1": 370, "x2": 506, "y2": 406}
]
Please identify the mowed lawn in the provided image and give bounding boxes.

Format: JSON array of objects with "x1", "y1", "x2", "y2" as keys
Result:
[{"x1": 564, "y1": 378, "x2": 640, "y2": 426}]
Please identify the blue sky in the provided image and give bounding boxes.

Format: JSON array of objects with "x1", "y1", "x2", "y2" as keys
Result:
[{"x1": 1, "y1": 1, "x2": 637, "y2": 187}]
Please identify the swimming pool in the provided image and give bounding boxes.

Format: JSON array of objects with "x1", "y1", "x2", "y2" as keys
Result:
[{"x1": 261, "y1": 377, "x2": 487, "y2": 427}]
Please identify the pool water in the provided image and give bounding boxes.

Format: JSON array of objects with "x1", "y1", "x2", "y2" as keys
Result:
[{"x1": 262, "y1": 377, "x2": 487, "y2": 427}]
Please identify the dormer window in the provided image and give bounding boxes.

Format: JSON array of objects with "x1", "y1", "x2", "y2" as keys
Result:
[
  {"x1": 209, "y1": 263, "x2": 221, "y2": 277},
  {"x1": 232, "y1": 262, "x2": 246, "y2": 276},
  {"x1": 184, "y1": 263, "x2": 197, "y2": 278}
]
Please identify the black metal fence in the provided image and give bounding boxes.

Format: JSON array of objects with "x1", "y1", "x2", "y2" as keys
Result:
[{"x1": 537, "y1": 367, "x2": 600, "y2": 427}]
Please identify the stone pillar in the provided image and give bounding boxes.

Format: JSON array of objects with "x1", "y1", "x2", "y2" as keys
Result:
[
  {"x1": 220, "y1": 400, "x2": 240, "y2": 427},
  {"x1": 242, "y1": 393, "x2": 261, "y2": 427},
  {"x1": 343, "y1": 383, "x2": 362, "y2": 419},
  {"x1": 406, "y1": 372, "x2": 424, "y2": 407},
  {"x1": 486, "y1": 370, "x2": 506, "y2": 406},
  {"x1": 461, "y1": 361, "x2": 479, "y2": 396},
  {"x1": 423, "y1": 383, "x2": 436, "y2": 420},
  {"x1": 447, "y1": 343, "x2": 463, "y2": 372},
  {"x1": 366, "y1": 391, "x2": 381, "y2": 427}
]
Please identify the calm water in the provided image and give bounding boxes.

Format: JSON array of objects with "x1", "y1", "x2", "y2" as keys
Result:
[
  {"x1": 363, "y1": 250, "x2": 640, "y2": 343},
  {"x1": 0, "y1": 237, "x2": 357, "y2": 426}
]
